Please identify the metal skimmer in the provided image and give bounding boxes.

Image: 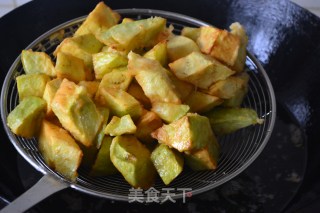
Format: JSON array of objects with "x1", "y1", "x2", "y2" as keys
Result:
[{"x1": 0, "y1": 9, "x2": 276, "y2": 212}]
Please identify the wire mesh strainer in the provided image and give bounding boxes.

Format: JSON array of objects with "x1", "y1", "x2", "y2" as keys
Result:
[{"x1": 0, "y1": 9, "x2": 276, "y2": 212}]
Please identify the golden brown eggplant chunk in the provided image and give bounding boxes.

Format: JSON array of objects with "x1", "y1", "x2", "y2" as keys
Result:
[
  {"x1": 165, "y1": 70, "x2": 194, "y2": 102},
  {"x1": 95, "y1": 87, "x2": 143, "y2": 120},
  {"x1": 197, "y1": 26, "x2": 241, "y2": 67},
  {"x1": 96, "y1": 17, "x2": 166, "y2": 51},
  {"x1": 80, "y1": 107, "x2": 110, "y2": 168},
  {"x1": 151, "y1": 144, "x2": 184, "y2": 185},
  {"x1": 167, "y1": 35, "x2": 200, "y2": 62},
  {"x1": 92, "y1": 52, "x2": 128, "y2": 79},
  {"x1": 21, "y1": 49, "x2": 56, "y2": 77},
  {"x1": 230, "y1": 22, "x2": 248, "y2": 72},
  {"x1": 127, "y1": 80, "x2": 152, "y2": 110},
  {"x1": 75, "y1": 2, "x2": 120, "y2": 36},
  {"x1": 151, "y1": 113, "x2": 215, "y2": 152},
  {"x1": 78, "y1": 81, "x2": 100, "y2": 99},
  {"x1": 104, "y1": 115, "x2": 137, "y2": 136},
  {"x1": 222, "y1": 72, "x2": 249, "y2": 107},
  {"x1": 151, "y1": 102, "x2": 190, "y2": 123},
  {"x1": 55, "y1": 52, "x2": 86, "y2": 83},
  {"x1": 38, "y1": 120, "x2": 83, "y2": 181},
  {"x1": 196, "y1": 26, "x2": 220, "y2": 54},
  {"x1": 184, "y1": 91, "x2": 223, "y2": 113},
  {"x1": 90, "y1": 136, "x2": 118, "y2": 176},
  {"x1": 169, "y1": 52, "x2": 235, "y2": 89},
  {"x1": 110, "y1": 135, "x2": 156, "y2": 189},
  {"x1": 17, "y1": 73, "x2": 51, "y2": 102},
  {"x1": 135, "y1": 110, "x2": 163, "y2": 143},
  {"x1": 97, "y1": 67, "x2": 132, "y2": 91},
  {"x1": 205, "y1": 107, "x2": 264, "y2": 135},
  {"x1": 184, "y1": 133, "x2": 220, "y2": 171},
  {"x1": 7, "y1": 96, "x2": 46, "y2": 138},
  {"x1": 144, "y1": 41, "x2": 167, "y2": 66},
  {"x1": 181, "y1": 27, "x2": 200, "y2": 42},
  {"x1": 202, "y1": 74, "x2": 248, "y2": 99},
  {"x1": 128, "y1": 52, "x2": 181, "y2": 104},
  {"x1": 51, "y1": 79, "x2": 103, "y2": 147},
  {"x1": 54, "y1": 34, "x2": 103, "y2": 69},
  {"x1": 43, "y1": 78, "x2": 62, "y2": 117}
]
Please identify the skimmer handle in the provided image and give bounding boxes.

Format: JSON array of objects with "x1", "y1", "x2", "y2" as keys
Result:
[{"x1": 0, "y1": 174, "x2": 69, "y2": 213}]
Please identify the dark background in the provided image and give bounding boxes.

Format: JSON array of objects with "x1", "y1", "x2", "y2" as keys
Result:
[{"x1": 0, "y1": 0, "x2": 320, "y2": 212}]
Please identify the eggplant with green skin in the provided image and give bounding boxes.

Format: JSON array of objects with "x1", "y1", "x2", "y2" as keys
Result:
[
  {"x1": 21, "y1": 49, "x2": 56, "y2": 77},
  {"x1": 144, "y1": 41, "x2": 167, "y2": 66},
  {"x1": 51, "y1": 79, "x2": 103, "y2": 147},
  {"x1": 151, "y1": 113, "x2": 215, "y2": 152},
  {"x1": 54, "y1": 33, "x2": 103, "y2": 70},
  {"x1": 181, "y1": 27, "x2": 200, "y2": 42},
  {"x1": 128, "y1": 52, "x2": 181, "y2": 104},
  {"x1": 95, "y1": 87, "x2": 143, "y2": 120},
  {"x1": 169, "y1": 51, "x2": 235, "y2": 89},
  {"x1": 97, "y1": 67, "x2": 132, "y2": 91},
  {"x1": 92, "y1": 52, "x2": 128, "y2": 79},
  {"x1": 104, "y1": 115, "x2": 137, "y2": 136},
  {"x1": 205, "y1": 107, "x2": 264, "y2": 136},
  {"x1": 80, "y1": 107, "x2": 110, "y2": 168},
  {"x1": 151, "y1": 144, "x2": 184, "y2": 185},
  {"x1": 135, "y1": 110, "x2": 163, "y2": 143},
  {"x1": 96, "y1": 16, "x2": 166, "y2": 51},
  {"x1": 184, "y1": 91, "x2": 223, "y2": 113},
  {"x1": 43, "y1": 78, "x2": 62, "y2": 117},
  {"x1": 39, "y1": 120, "x2": 83, "y2": 181},
  {"x1": 55, "y1": 52, "x2": 86, "y2": 83},
  {"x1": 167, "y1": 35, "x2": 200, "y2": 62},
  {"x1": 17, "y1": 73, "x2": 51, "y2": 102},
  {"x1": 110, "y1": 135, "x2": 156, "y2": 189},
  {"x1": 151, "y1": 102, "x2": 190, "y2": 123},
  {"x1": 7, "y1": 96, "x2": 47, "y2": 138},
  {"x1": 90, "y1": 136, "x2": 118, "y2": 176},
  {"x1": 184, "y1": 133, "x2": 220, "y2": 171}
]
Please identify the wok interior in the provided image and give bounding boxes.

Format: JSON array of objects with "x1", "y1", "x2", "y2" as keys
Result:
[{"x1": 2, "y1": 10, "x2": 275, "y2": 201}]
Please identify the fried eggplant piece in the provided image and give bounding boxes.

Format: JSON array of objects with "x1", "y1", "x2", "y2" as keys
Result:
[
  {"x1": 151, "y1": 102, "x2": 190, "y2": 123},
  {"x1": 7, "y1": 96, "x2": 46, "y2": 138},
  {"x1": 169, "y1": 51, "x2": 235, "y2": 89},
  {"x1": 229, "y1": 22, "x2": 248, "y2": 72},
  {"x1": 54, "y1": 34, "x2": 103, "y2": 69},
  {"x1": 151, "y1": 144, "x2": 184, "y2": 185},
  {"x1": 43, "y1": 78, "x2": 62, "y2": 117},
  {"x1": 97, "y1": 67, "x2": 132, "y2": 91},
  {"x1": 96, "y1": 17, "x2": 166, "y2": 51},
  {"x1": 21, "y1": 49, "x2": 56, "y2": 77},
  {"x1": 128, "y1": 52, "x2": 181, "y2": 104},
  {"x1": 167, "y1": 35, "x2": 200, "y2": 62},
  {"x1": 181, "y1": 27, "x2": 200, "y2": 42},
  {"x1": 17, "y1": 73, "x2": 50, "y2": 102},
  {"x1": 75, "y1": 2, "x2": 120, "y2": 36},
  {"x1": 90, "y1": 136, "x2": 118, "y2": 176},
  {"x1": 104, "y1": 115, "x2": 137, "y2": 136},
  {"x1": 55, "y1": 52, "x2": 86, "y2": 83},
  {"x1": 92, "y1": 52, "x2": 128, "y2": 79},
  {"x1": 205, "y1": 107, "x2": 264, "y2": 135},
  {"x1": 184, "y1": 133, "x2": 220, "y2": 171},
  {"x1": 135, "y1": 110, "x2": 163, "y2": 143},
  {"x1": 51, "y1": 79, "x2": 103, "y2": 147},
  {"x1": 151, "y1": 113, "x2": 214, "y2": 152},
  {"x1": 184, "y1": 91, "x2": 223, "y2": 113},
  {"x1": 39, "y1": 120, "x2": 82, "y2": 181},
  {"x1": 144, "y1": 41, "x2": 167, "y2": 66},
  {"x1": 95, "y1": 87, "x2": 143, "y2": 120},
  {"x1": 110, "y1": 135, "x2": 156, "y2": 189}
]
